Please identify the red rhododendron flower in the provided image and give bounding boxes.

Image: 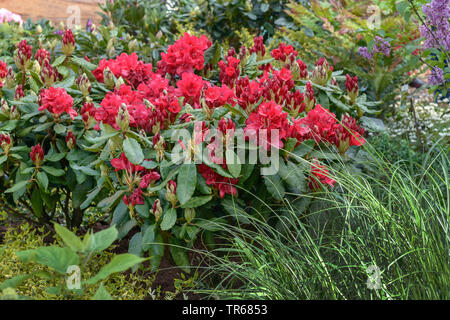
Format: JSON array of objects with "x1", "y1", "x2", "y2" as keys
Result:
[
  {"x1": 309, "y1": 158, "x2": 335, "y2": 191},
  {"x1": 110, "y1": 152, "x2": 145, "y2": 173},
  {"x1": 218, "y1": 56, "x2": 240, "y2": 86},
  {"x1": 176, "y1": 72, "x2": 205, "y2": 107},
  {"x1": 38, "y1": 87, "x2": 77, "y2": 119},
  {"x1": 244, "y1": 101, "x2": 290, "y2": 150},
  {"x1": 93, "y1": 53, "x2": 153, "y2": 88},
  {"x1": 291, "y1": 104, "x2": 337, "y2": 144},
  {"x1": 271, "y1": 43, "x2": 298, "y2": 62},
  {"x1": 328, "y1": 114, "x2": 365, "y2": 153},
  {"x1": 0, "y1": 60, "x2": 8, "y2": 80},
  {"x1": 197, "y1": 164, "x2": 239, "y2": 198},
  {"x1": 139, "y1": 171, "x2": 161, "y2": 189},
  {"x1": 204, "y1": 85, "x2": 236, "y2": 109},
  {"x1": 157, "y1": 33, "x2": 211, "y2": 76}
]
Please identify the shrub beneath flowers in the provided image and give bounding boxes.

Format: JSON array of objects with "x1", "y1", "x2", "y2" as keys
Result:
[{"x1": 0, "y1": 30, "x2": 371, "y2": 272}]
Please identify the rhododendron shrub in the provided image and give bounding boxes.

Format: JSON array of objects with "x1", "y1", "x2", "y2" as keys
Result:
[{"x1": 0, "y1": 32, "x2": 369, "y2": 272}]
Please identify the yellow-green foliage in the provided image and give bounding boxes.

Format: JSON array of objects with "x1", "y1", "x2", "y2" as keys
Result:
[{"x1": 0, "y1": 224, "x2": 154, "y2": 300}]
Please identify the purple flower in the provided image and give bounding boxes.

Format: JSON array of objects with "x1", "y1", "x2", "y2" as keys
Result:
[
  {"x1": 373, "y1": 36, "x2": 391, "y2": 57},
  {"x1": 54, "y1": 29, "x2": 64, "y2": 36},
  {"x1": 420, "y1": 0, "x2": 450, "y2": 51},
  {"x1": 86, "y1": 19, "x2": 93, "y2": 32},
  {"x1": 358, "y1": 47, "x2": 373, "y2": 59},
  {"x1": 428, "y1": 67, "x2": 445, "y2": 85}
]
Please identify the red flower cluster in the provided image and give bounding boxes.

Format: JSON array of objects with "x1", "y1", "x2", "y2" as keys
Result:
[
  {"x1": 35, "y1": 48, "x2": 51, "y2": 66},
  {"x1": 197, "y1": 164, "x2": 239, "y2": 198},
  {"x1": 111, "y1": 152, "x2": 160, "y2": 207},
  {"x1": 309, "y1": 158, "x2": 335, "y2": 191},
  {"x1": 38, "y1": 87, "x2": 77, "y2": 119},
  {"x1": 0, "y1": 60, "x2": 8, "y2": 80},
  {"x1": 96, "y1": 77, "x2": 180, "y2": 133},
  {"x1": 329, "y1": 115, "x2": 365, "y2": 153},
  {"x1": 249, "y1": 36, "x2": 266, "y2": 56},
  {"x1": 218, "y1": 56, "x2": 240, "y2": 87},
  {"x1": 176, "y1": 72, "x2": 205, "y2": 107},
  {"x1": 271, "y1": 43, "x2": 298, "y2": 62},
  {"x1": 204, "y1": 85, "x2": 236, "y2": 109},
  {"x1": 234, "y1": 77, "x2": 264, "y2": 112},
  {"x1": 157, "y1": 33, "x2": 211, "y2": 76},
  {"x1": 244, "y1": 101, "x2": 290, "y2": 150},
  {"x1": 94, "y1": 53, "x2": 153, "y2": 88},
  {"x1": 290, "y1": 104, "x2": 337, "y2": 144},
  {"x1": 15, "y1": 39, "x2": 32, "y2": 69}
]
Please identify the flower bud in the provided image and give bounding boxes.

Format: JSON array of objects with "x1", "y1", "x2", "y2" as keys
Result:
[
  {"x1": 62, "y1": 29, "x2": 75, "y2": 56},
  {"x1": 14, "y1": 40, "x2": 32, "y2": 71},
  {"x1": 311, "y1": 58, "x2": 332, "y2": 86},
  {"x1": 116, "y1": 103, "x2": 130, "y2": 132},
  {"x1": 165, "y1": 180, "x2": 177, "y2": 207},
  {"x1": 345, "y1": 74, "x2": 359, "y2": 103},
  {"x1": 9, "y1": 106, "x2": 20, "y2": 120},
  {"x1": 152, "y1": 199, "x2": 163, "y2": 222},
  {"x1": 304, "y1": 82, "x2": 316, "y2": 113},
  {"x1": 5, "y1": 68, "x2": 15, "y2": 89},
  {"x1": 103, "y1": 67, "x2": 115, "y2": 89},
  {"x1": 41, "y1": 60, "x2": 61, "y2": 87},
  {"x1": 36, "y1": 25, "x2": 43, "y2": 34},
  {"x1": 65, "y1": 131, "x2": 76, "y2": 150},
  {"x1": 30, "y1": 143, "x2": 44, "y2": 167},
  {"x1": 0, "y1": 99, "x2": 9, "y2": 115},
  {"x1": 14, "y1": 85, "x2": 24, "y2": 100},
  {"x1": 0, "y1": 133, "x2": 12, "y2": 154},
  {"x1": 76, "y1": 73, "x2": 91, "y2": 96}
]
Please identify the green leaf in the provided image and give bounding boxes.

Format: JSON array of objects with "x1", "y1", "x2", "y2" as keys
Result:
[
  {"x1": 71, "y1": 56, "x2": 97, "y2": 71},
  {"x1": 36, "y1": 171, "x2": 49, "y2": 191},
  {"x1": 52, "y1": 55, "x2": 66, "y2": 68},
  {"x1": 42, "y1": 166, "x2": 65, "y2": 177},
  {"x1": 17, "y1": 246, "x2": 79, "y2": 274},
  {"x1": 53, "y1": 223, "x2": 83, "y2": 252},
  {"x1": 141, "y1": 225, "x2": 156, "y2": 251},
  {"x1": 263, "y1": 174, "x2": 285, "y2": 200},
  {"x1": 148, "y1": 233, "x2": 164, "y2": 271},
  {"x1": 85, "y1": 254, "x2": 147, "y2": 285},
  {"x1": 31, "y1": 188, "x2": 44, "y2": 218},
  {"x1": 53, "y1": 123, "x2": 66, "y2": 135},
  {"x1": 169, "y1": 237, "x2": 190, "y2": 274},
  {"x1": 89, "y1": 226, "x2": 118, "y2": 254},
  {"x1": 0, "y1": 154, "x2": 7, "y2": 165},
  {"x1": 291, "y1": 140, "x2": 315, "y2": 158},
  {"x1": 180, "y1": 195, "x2": 213, "y2": 208},
  {"x1": 98, "y1": 190, "x2": 126, "y2": 210},
  {"x1": 5, "y1": 180, "x2": 29, "y2": 193},
  {"x1": 176, "y1": 163, "x2": 197, "y2": 205},
  {"x1": 123, "y1": 138, "x2": 144, "y2": 165},
  {"x1": 92, "y1": 283, "x2": 113, "y2": 300},
  {"x1": 160, "y1": 207, "x2": 177, "y2": 231},
  {"x1": 225, "y1": 149, "x2": 241, "y2": 178}
]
